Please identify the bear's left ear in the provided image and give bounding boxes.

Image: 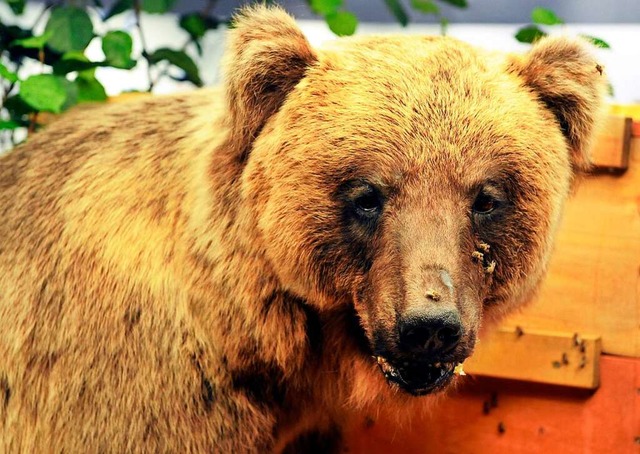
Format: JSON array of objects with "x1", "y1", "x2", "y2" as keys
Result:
[
  {"x1": 509, "y1": 36, "x2": 607, "y2": 172},
  {"x1": 223, "y1": 6, "x2": 317, "y2": 160}
]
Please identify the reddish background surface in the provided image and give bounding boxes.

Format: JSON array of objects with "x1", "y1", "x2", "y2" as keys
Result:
[{"x1": 347, "y1": 355, "x2": 640, "y2": 454}]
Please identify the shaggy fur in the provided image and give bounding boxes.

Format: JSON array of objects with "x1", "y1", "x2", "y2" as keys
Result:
[{"x1": 0, "y1": 6, "x2": 605, "y2": 452}]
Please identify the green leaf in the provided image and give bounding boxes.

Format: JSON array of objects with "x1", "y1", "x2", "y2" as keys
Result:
[
  {"x1": 19, "y1": 74, "x2": 67, "y2": 113},
  {"x1": 147, "y1": 48, "x2": 202, "y2": 86},
  {"x1": 411, "y1": 0, "x2": 439, "y2": 14},
  {"x1": 52, "y1": 58, "x2": 103, "y2": 75},
  {"x1": 6, "y1": 0, "x2": 26, "y2": 15},
  {"x1": 74, "y1": 76, "x2": 108, "y2": 102},
  {"x1": 104, "y1": 0, "x2": 132, "y2": 20},
  {"x1": 45, "y1": 7, "x2": 95, "y2": 53},
  {"x1": 102, "y1": 30, "x2": 136, "y2": 69},
  {"x1": 325, "y1": 11, "x2": 357, "y2": 36},
  {"x1": 0, "y1": 61, "x2": 18, "y2": 83},
  {"x1": 11, "y1": 30, "x2": 53, "y2": 49},
  {"x1": 4, "y1": 27, "x2": 62, "y2": 66},
  {"x1": 179, "y1": 13, "x2": 207, "y2": 39},
  {"x1": 0, "y1": 120, "x2": 22, "y2": 130},
  {"x1": 439, "y1": 0, "x2": 467, "y2": 7},
  {"x1": 310, "y1": 0, "x2": 341, "y2": 15},
  {"x1": 179, "y1": 13, "x2": 218, "y2": 40},
  {"x1": 531, "y1": 7, "x2": 564, "y2": 25},
  {"x1": 515, "y1": 25, "x2": 547, "y2": 44},
  {"x1": 384, "y1": 0, "x2": 409, "y2": 27},
  {"x1": 142, "y1": 0, "x2": 176, "y2": 14},
  {"x1": 51, "y1": 51, "x2": 101, "y2": 78},
  {"x1": 580, "y1": 34, "x2": 611, "y2": 49},
  {"x1": 60, "y1": 77, "x2": 78, "y2": 111}
]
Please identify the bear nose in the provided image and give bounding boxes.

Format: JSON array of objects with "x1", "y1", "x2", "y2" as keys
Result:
[{"x1": 398, "y1": 309, "x2": 462, "y2": 357}]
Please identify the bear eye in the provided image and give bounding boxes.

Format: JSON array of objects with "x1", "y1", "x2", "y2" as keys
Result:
[
  {"x1": 355, "y1": 191, "x2": 381, "y2": 212},
  {"x1": 472, "y1": 186, "x2": 503, "y2": 216},
  {"x1": 352, "y1": 184, "x2": 383, "y2": 219},
  {"x1": 472, "y1": 192, "x2": 496, "y2": 214}
]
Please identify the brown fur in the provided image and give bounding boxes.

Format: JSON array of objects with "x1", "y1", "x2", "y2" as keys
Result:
[{"x1": 0, "y1": 6, "x2": 606, "y2": 452}]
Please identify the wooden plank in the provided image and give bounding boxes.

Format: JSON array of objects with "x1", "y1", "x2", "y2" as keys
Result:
[
  {"x1": 463, "y1": 327, "x2": 601, "y2": 389},
  {"x1": 345, "y1": 355, "x2": 640, "y2": 454},
  {"x1": 590, "y1": 115, "x2": 632, "y2": 171},
  {"x1": 505, "y1": 136, "x2": 640, "y2": 358}
]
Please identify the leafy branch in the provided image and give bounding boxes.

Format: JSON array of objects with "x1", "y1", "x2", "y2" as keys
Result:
[
  {"x1": 0, "y1": 0, "x2": 221, "y2": 148},
  {"x1": 306, "y1": 0, "x2": 468, "y2": 36},
  {"x1": 515, "y1": 6, "x2": 611, "y2": 48}
]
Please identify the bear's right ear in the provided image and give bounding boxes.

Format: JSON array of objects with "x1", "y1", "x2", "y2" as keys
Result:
[{"x1": 223, "y1": 6, "x2": 317, "y2": 160}]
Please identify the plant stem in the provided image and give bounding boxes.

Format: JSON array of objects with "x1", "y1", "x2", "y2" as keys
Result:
[
  {"x1": 133, "y1": 0, "x2": 154, "y2": 92},
  {"x1": 28, "y1": 112, "x2": 38, "y2": 134},
  {"x1": 1, "y1": 75, "x2": 18, "y2": 107}
]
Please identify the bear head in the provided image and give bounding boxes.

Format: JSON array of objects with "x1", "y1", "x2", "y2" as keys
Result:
[{"x1": 226, "y1": 6, "x2": 606, "y2": 396}]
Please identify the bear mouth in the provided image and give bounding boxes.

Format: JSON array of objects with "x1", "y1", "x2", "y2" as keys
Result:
[{"x1": 375, "y1": 356, "x2": 459, "y2": 396}]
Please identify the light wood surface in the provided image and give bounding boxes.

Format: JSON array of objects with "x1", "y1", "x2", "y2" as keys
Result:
[{"x1": 463, "y1": 327, "x2": 601, "y2": 389}]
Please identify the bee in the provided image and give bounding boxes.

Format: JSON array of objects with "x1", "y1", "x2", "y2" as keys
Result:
[
  {"x1": 490, "y1": 392, "x2": 498, "y2": 408},
  {"x1": 454, "y1": 363, "x2": 466, "y2": 376},
  {"x1": 484, "y1": 260, "x2": 496, "y2": 274},
  {"x1": 572, "y1": 333, "x2": 581, "y2": 347},
  {"x1": 478, "y1": 242, "x2": 490, "y2": 253},
  {"x1": 425, "y1": 289, "x2": 441, "y2": 301}
]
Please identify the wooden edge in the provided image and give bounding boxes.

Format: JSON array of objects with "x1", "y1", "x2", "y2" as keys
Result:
[
  {"x1": 621, "y1": 117, "x2": 632, "y2": 168},
  {"x1": 590, "y1": 115, "x2": 632, "y2": 172},
  {"x1": 463, "y1": 326, "x2": 601, "y2": 390}
]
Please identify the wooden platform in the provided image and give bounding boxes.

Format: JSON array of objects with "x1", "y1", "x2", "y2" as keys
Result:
[{"x1": 464, "y1": 328, "x2": 601, "y2": 389}]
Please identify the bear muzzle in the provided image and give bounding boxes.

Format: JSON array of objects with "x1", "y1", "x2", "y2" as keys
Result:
[{"x1": 373, "y1": 307, "x2": 475, "y2": 396}]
